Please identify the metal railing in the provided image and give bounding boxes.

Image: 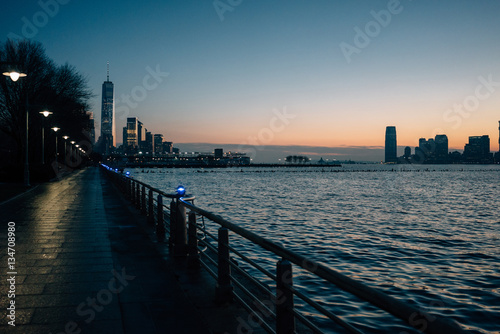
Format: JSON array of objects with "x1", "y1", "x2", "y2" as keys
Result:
[{"x1": 100, "y1": 164, "x2": 466, "y2": 334}]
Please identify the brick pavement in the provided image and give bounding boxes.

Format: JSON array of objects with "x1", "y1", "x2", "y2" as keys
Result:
[{"x1": 0, "y1": 167, "x2": 228, "y2": 334}]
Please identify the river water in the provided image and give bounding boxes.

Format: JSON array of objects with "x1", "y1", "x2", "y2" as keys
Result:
[{"x1": 129, "y1": 164, "x2": 499, "y2": 333}]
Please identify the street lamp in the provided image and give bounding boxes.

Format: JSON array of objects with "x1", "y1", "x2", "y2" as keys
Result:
[
  {"x1": 70, "y1": 141, "x2": 75, "y2": 162},
  {"x1": 2, "y1": 70, "x2": 26, "y2": 82},
  {"x1": 52, "y1": 127, "x2": 60, "y2": 166},
  {"x1": 39, "y1": 111, "x2": 52, "y2": 164},
  {"x1": 63, "y1": 136, "x2": 69, "y2": 164},
  {"x1": 3, "y1": 66, "x2": 29, "y2": 186}
]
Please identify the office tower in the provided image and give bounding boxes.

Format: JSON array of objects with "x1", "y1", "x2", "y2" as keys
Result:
[
  {"x1": 434, "y1": 134, "x2": 448, "y2": 163},
  {"x1": 100, "y1": 62, "x2": 115, "y2": 155},
  {"x1": 163, "y1": 142, "x2": 173, "y2": 154},
  {"x1": 385, "y1": 126, "x2": 397, "y2": 163},
  {"x1": 145, "y1": 131, "x2": 153, "y2": 153},
  {"x1": 498, "y1": 121, "x2": 500, "y2": 152},
  {"x1": 138, "y1": 121, "x2": 145, "y2": 146},
  {"x1": 464, "y1": 135, "x2": 491, "y2": 163},
  {"x1": 154, "y1": 134, "x2": 164, "y2": 154},
  {"x1": 123, "y1": 117, "x2": 139, "y2": 151},
  {"x1": 418, "y1": 138, "x2": 426, "y2": 149}
]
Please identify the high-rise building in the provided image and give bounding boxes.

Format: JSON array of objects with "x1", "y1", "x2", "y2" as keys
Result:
[
  {"x1": 385, "y1": 126, "x2": 397, "y2": 163},
  {"x1": 137, "y1": 121, "x2": 145, "y2": 146},
  {"x1": 145, "y1": 131, "x2": 153, "y2": 153},
  {"x1": 163, "y1": 141, "x2": 173, "y2": 154},
  {"x1": 123, "y1": 117, "x2": 139, "y2": 151},
  {"x1": 434, "y1": 134, "x2": 448, "y2": 163},
  {"x1": 464, "y1": 135, "x2": 492, "y2": 163},
  {"x1": 154, "y1": 134, "x2": 164, "y2": 154},
  {"x1": 99, "y1": 62, "x2": 115, "y2": 155}
]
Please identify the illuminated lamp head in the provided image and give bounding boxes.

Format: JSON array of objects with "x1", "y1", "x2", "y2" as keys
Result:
[{"x1": 176, "y1": 185, "x2": 186, "y2": 196}]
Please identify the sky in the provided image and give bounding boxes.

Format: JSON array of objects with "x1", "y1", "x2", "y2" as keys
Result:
[{"x1": 1, "y1": 0, "x2": 500, "y2": 162}]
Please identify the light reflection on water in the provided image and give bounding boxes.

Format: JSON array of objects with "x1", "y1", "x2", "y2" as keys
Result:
[{"x1": 131, "y1": 165, "x2": 500, "y2": 333}]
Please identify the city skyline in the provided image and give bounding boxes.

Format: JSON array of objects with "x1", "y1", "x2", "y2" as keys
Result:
[{"x1": 1, "y1": 1, "x2": 499, "y2": 161}]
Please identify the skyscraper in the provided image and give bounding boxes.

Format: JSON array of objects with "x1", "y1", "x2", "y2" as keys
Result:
[
  {"x1": 385, "y1": 126, "x2": 397, "y2": 163},
  {"x1": 434, "y1": 134, "x2": 448, "y2": 163},
  {"x1": 154, "y1": 134, "x2": 164, "y2": 154},
  {"x1": 464, "y1": 135, "x2": 492, "y2": 163},
  {"x1": 123, "y1": 117, "x2": 139, "y2": 151},
  {"x1": 100, "y1": 62, "x2": 115, "y2": 155}
]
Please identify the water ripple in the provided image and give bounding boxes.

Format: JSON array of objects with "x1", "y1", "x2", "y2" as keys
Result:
[{"x1": 132, "y1": 165, "x2": 500, "y2": 333}]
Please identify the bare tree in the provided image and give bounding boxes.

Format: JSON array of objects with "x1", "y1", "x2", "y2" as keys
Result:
[{"x1": 0, "y1": 39, "x2": 92, "y2": 178}]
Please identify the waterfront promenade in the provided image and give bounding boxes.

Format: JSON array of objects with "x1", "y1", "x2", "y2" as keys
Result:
[{"x1": 0, "y1": 167, "x2": 241, "y2": 334}]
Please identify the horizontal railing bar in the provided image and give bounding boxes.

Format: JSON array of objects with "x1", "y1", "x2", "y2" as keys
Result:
[
  {"x1": 290, "y1": 308, "x2": 325, "y2": 334},
  {"x1": 199, "y1": 239, "x2": 218, "y2": 254},
  {"x1": 288, "y1": 282, "x2": 362, "y2": 334},
  {"x1": 199, "y1": 259, "x2": 218, "y2": 280},
  {"x1": 199, "y1": 249, "x2": 219, "y2": 267},
  {"x1": 232, "y1": 292, "x2": 276, "y2": 334},
  {"x1": 231, "y1": 275, "x2": 277, "y2": 320},
  {"x1": 227, "y1": 244, "x2": 277, "y2": 282},
  {"x1": 230, "y1": 260, "x2": 274, "y2": 298},
  {"x1": 179, "y1": 199, "x2": 465, "y2": 334},
  {"x1": 196, "y1": 226, "x2": 218, "y2": 242}
]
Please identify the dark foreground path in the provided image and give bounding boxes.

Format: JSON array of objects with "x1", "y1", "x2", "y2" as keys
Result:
[{"x1": 0, "y1": 167, "x2": 235, "y2": 334}]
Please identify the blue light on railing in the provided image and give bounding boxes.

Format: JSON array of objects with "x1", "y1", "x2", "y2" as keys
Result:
[
  {"x1": 125, "y1": 171, "x2": 130, "y2": 177},
  {"x1": 176, "y1": 185, "x2": 186, "y2": 196}
]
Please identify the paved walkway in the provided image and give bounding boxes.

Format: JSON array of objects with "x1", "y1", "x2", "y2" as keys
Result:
[{"x1": 0, "y1": 167, "x2": 236, "y2": 334}]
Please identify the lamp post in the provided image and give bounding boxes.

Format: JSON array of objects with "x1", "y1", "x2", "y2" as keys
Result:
[
  {"x1": 52, "y1": 127, "x2": 60, "y2": 168},
  {"x1": 39, "y1": 111, "x2": 53, "y2": 164},
  {"x1": 70, "y1": 141, "x2": 75, "y2": 164},
  {"x1": 63, "y1": 136, "x2": 69, "y2": 164},
  {"x1": 2, "y1": 64, "x2": 28, "y2": 186}
]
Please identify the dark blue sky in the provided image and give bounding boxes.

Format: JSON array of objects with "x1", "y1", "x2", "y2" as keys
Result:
[{"x1": 2, "y1": 0, "x2": 500, "y2": 161}]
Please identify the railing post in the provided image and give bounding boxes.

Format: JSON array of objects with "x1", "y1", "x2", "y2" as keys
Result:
[
  {"x1": 135, "y1": 182, "x2": 141, "y2": 209},
  {"x1": 187, "y1": 211, "x2": 199, "y2": 267},
  {"x1": 173, "y1": 200, "x2": 188, "y2": 257},
  {"x1": 128, "y1": 179, "x2": 134, "y2": 203},
  {"x1": 156, "y1": 194, "x2": 165, "y2": 242},
  {"x1": 125, "y1": 179, "x2": 130, "y2": 198},
  {"x1": 141, "y1": 185, "x2": 146, "y2": 214},
  {"x1": 169, "y1": 199, "x2": 176, "y2": 249},
  {"x1": 127, "y1": 179, "x2": 132, "y2": 199},
  {"x1": 215, "y1": 227, "x2": 233, "y2": 304},
  {"x1": 276, "y1": 259, "x2": 295, "y2": 334},
  {"x1": 148, "y1": 189, "x2": 154, "y2": 224}
]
